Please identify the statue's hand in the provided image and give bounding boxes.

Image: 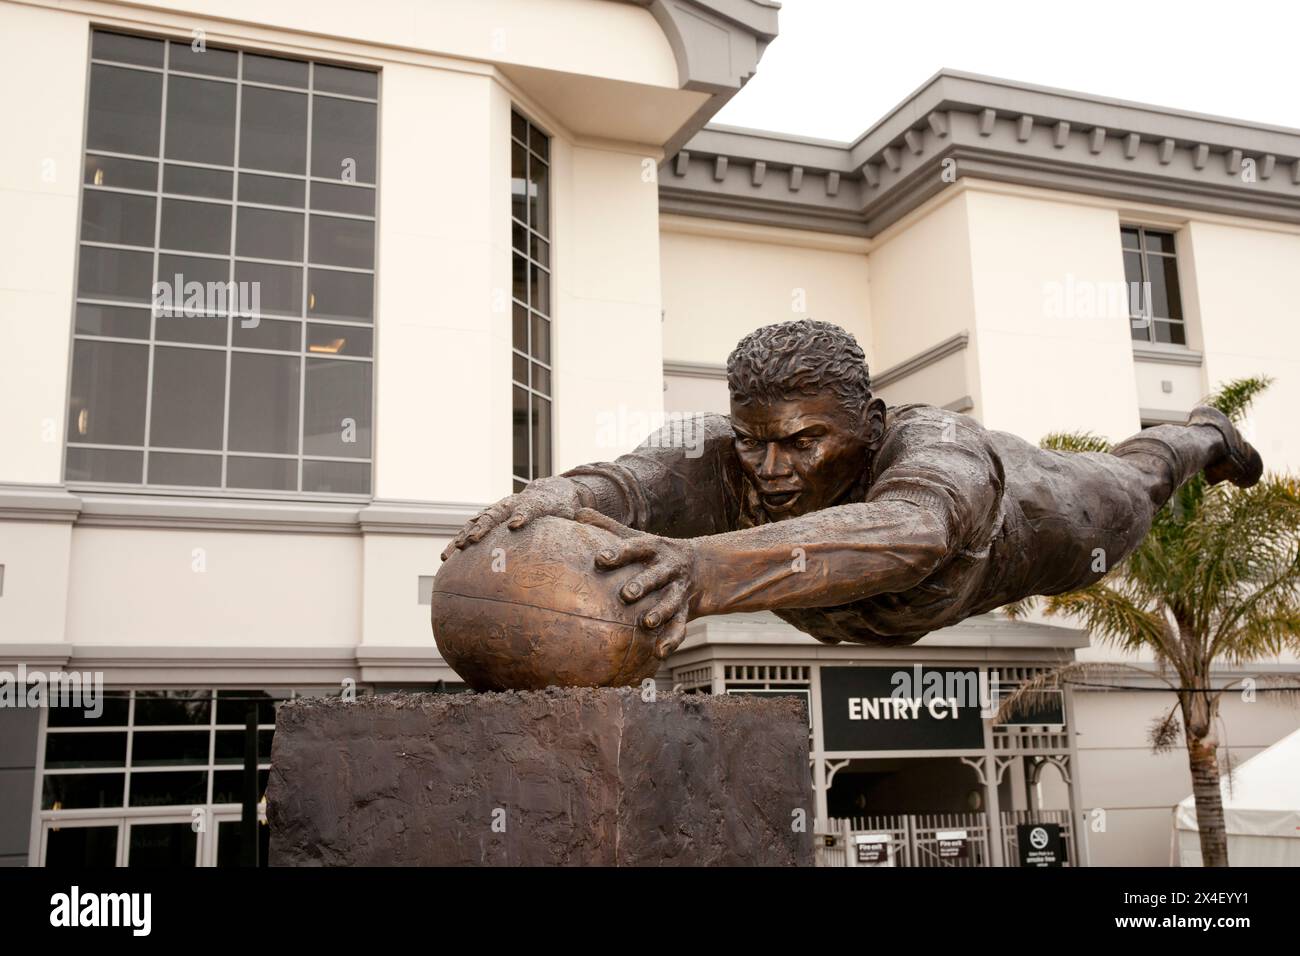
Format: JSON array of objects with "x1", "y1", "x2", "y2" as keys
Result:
[
  {"x1": 440, "y1": 476, "x2": 584, "y2": 561},
  {"x1": 576, "y1": 508, "x2": 698, "y2": 660}
]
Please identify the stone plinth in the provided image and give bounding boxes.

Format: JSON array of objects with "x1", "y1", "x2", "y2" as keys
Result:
[{"x1": 267, "y1": 688, "x2": 814, "y2": 866}]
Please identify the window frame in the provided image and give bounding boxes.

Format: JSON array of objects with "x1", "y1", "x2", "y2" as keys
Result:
[
  {"x1": 1121, "y1": 224, "x2": 1188, "y2": 347},
  {"x1": 62, "y1": 27, "x2": 382, "y2": 502},
  {"x1": 510, "y1": 107, "x2": 554, "y2": 492}
]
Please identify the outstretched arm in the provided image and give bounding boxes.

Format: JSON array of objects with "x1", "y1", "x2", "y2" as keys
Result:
[{"x1": 441, "y1": 413, "x2": 739, "y2": 560}]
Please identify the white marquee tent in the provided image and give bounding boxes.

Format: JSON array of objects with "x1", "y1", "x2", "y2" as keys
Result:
[{"x1": 1174, "y1": 728, "x2": 1300, "y2": 866}]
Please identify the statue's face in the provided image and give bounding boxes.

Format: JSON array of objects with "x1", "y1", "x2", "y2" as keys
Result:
[{"x1": 730, "y1": 391, "x2": 881, "y2": 519}]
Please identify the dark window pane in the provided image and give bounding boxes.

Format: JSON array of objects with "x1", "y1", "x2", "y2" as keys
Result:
[
  {"x1": 1120, "y1": 226, "x2": 1140, "y2": 250},
  {"x1": 77, "y1": 245, "x2": 153, "y2": 303},
  {"x1": 513, "y1": 479, "x2": 526, "y2": 493},
  {"x1": 512, "y1": 220, "x2": 527, "y2": 255},
  {"x1": 532, "y1": 396, "x2": 551, "y2": 478},
  {"x1": 67, "y1": 339, "x2": 148, "y2": 445},
  {"x1": 1154, "y1": 319, "x2": 1187, "y2": 346},
  {"x1": 149, "y1": 347, "x2": 227, "y2": 449},
  {"x1": 307, "y1": 323, "x2": 371, "y2": 357},
  {"x1": 42, "y1": 773, "x2": 124, "y2": 810},
  {"x1": 303, "y1": 358, "x2": 371, "y2": 457},
  {"x1": 310, "y1": 181, "x2": 374, "y2": 216},
  {"x1": 530, "y1": 263, "x2": 550, "y2": 316},
  {"x1": 233, "y1": 316, "x2": 299, "y2": 351},
  {"x1": 1145, "y1": 230, "x2": 1177, "y2": 255},
  {"x1": 532, "y1": 362, "x2": 551, "y2": 395},
  {"x1": 228, "y1": 456, "x2": 297, "y2": 491},
  {"x1": 45, "y1": 732, "x2": 127, "y2": 769},
  {"x1": 65, "y1": 447, "x2": 142, "y2": 483},
  {"x1": 302, "y1": 459, "x2": 370, "y2": 495},
  {"x1": 92, "y1": 31, "x2": 164, "y2": 68},
  {"x1": 80, "y1": 190, "x2": 156, "y2": 247},
  {"x1": 512, "y1": 302, "x2": 527, "y2": 352},
  {"x1": 148, "y1": 451, "x2": 221, "y2": 486},
  {"x1": 84, "y1": 154, "x2": 157, "y2": 191},
  {"x1": 157, "y1": 253, "x2": 231, "y2": 315},
  {"x1": 1130, "y1": 317, "x2": 1152, "y2": 343},
  {"x1": 129, "y1": 772, "x2": 208, "y2": 808},
  {"x1": 45, "y1": 826, "x2": 119, "y2": 866},
  {"x1": 529, "y1": 122, "x2": 549, "y2": 161},
  {"x1": 512, "y1": 351, "x2": 528, "y2": 385},
  {"x1": 229, "y1": 352, "x2": 300, "y2": 453},
  {"x1": 131, "y1": 730, "x2": 211, "y2": 766},
  {"x1": 235, "y1": 260, "x2": 302, "y2": 317},
  {"x1": 528, "y1": 155, "x2": 548, "y2": 234},
  {"x1": 215, "y1": 819, "x2": 271, "y2": 868},
  {"x1": 215, "y1": 686, "x2": 284, "y2": 723},
  {"x1": 1151, "y1": 255, "x2": 1182, "y2": 319},
  {"x1": 165, "y1": 164, "x2": 232, "y2": 199},
  {"x1": 311, "y1": 97, "x2": 377, "y2": 184},
  {"x1": 531, "y1": 313, "x2": 550, "y2": 363},
  {"x1": 154, "y1": 313, "x2": 228, "y2": 346},
  {"x1": 239, "y1": 173, "x2": 304, "y2": 207},
  {"x1": 165, "y1": 75, "x2": 236, "y2": 165},
  {"x1": 212, "y1": 769, "x2": 270, "y2": 804},
  {"x1": 244, "y1": 53, "x2": 308, "y2": 88},
  {"x1": 168, "y1": 41, "x2": 237, "y2": 78},
  {"x1": 237, "y1": 206, "x2": 304, "y2": 261},
  {"x1": 128, "y1": 823, "x2": 198, "y2": 866},
  {"x1": 313, "y1": 64, "x2": 378, "y2": 98},
  {"x1": 307, "y1": 269, "x2": 372, "y2": 322},
  {"x1": 531, "y1": 232, "x2": 549, "y2": 269},
  {"x1": 308, "y1": 215, "x2": 373, "y2": 268},
  {"x1": 75, "y1": 303, "x2": 150, "y2": 339},
  {"x1": 160, "y1": 198, "x2": 231, "y2": 254},
  {"x1": 48, "y1": 696, "x2": 130, "y2": 726},
  {"x1": 1122, "y1": 249, "x2": 1144, "y2": 288},
  {"x1": 513, "y1": 385, "x2": 529, "y2": 478},
  {"x1": 511, "y1": 111, "x2": 527, "y2": 142},
  {"x1": 214, "y1": 729, "x2": 274, "y2": 763},
  {"x1": 134, "y1": 690, "x2": 211, "y2": 725},
  {"x1": 511, "y1": 141, "x2": 527, "y2": 224},
  {"x1": 512, "y1": 253, "x2": 527, "y2": 304},
  {"x1": 86, "y1": 65, "x2": 161, "y2": 156},
  {"x1": 240, "y1": 86, "x2": 307, "y2": 174}
]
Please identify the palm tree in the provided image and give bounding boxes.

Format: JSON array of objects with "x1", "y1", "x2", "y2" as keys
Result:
[{"x1": 1001, "y1": 377, "x2": 1300, "y2": 867}]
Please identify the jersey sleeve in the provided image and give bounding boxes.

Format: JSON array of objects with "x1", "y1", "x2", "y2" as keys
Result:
[
  {"x1": 865, "y1": 405, "x2": 1005, "y2": 554},
  {"x1": 563, "y1": 412, "x2": 744, "y2": 538}
]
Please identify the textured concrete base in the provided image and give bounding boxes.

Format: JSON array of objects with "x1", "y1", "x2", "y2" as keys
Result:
[{"x1": 267, "y1": 688, "x2": 814, "y2": 866}]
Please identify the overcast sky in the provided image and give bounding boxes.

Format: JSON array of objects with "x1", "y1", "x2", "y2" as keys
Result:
[{"x1": 712, "y1": 0, "x2": 1300, "y2": 141}]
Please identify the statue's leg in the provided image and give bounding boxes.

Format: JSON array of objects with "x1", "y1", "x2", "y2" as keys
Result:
[{"x1": 1108, "y1": 405, "x2": 1263, "y2": 509}]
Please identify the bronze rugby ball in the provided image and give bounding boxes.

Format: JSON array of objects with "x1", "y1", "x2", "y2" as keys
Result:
[{"x1": 431, "y1": 516, "x2": 660, "y2": 691}]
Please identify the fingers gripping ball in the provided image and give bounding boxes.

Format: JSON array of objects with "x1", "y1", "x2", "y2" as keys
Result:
[{"x1": 432, "y1": 516, "x2": 662, "y2": 691}]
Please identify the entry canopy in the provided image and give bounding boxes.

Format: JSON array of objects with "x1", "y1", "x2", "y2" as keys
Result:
[{"x1": 1174, "y1": 728, "x2": 1300, "y2": 866}]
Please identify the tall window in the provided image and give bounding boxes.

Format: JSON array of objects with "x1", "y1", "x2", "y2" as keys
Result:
[
  {"x1": 510, "y1": 110, "x2": 552, "y2": 492},
  {"x1": 68, "y1": 30, "x2": 377, "y2": 496},
  {"x1": 1122, "y1": 225, "x2": 1185, "y2": 346}
]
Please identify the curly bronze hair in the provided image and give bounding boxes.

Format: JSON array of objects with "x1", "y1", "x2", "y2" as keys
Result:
[{"x1": 726, "y1": 320, "x2": 872, "y2": 415}]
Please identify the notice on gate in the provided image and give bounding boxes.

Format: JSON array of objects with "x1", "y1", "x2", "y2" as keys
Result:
[
  {"x1": 855, "y1": 833, "x2": 891, "y2": 865},
  {"x1": 935, "y1": 829, "x2": 968, "y2": 859},
  {"x1": 1017, "y1": 823, "x2": 1063, "y2": 867}
]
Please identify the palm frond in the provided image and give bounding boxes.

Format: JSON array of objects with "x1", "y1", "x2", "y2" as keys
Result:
[
  {"x1": 1204, "y1": 375, "x2": 1273, "y2": 423},
  {"x1": 1039, "y1": 431, "x2": 1113, "y2": 454},
  {"x1": 991, "y1": 661, "x2": 1171, "y2": 725}
]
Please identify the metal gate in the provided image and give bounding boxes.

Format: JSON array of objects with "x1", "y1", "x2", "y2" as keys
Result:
[
  {"x1": 1000, "y1": 809, "x2": 1075, "y2": 866},
  {"x1": 816, "y1": 811, "x2": 1073, "y2": 867}
]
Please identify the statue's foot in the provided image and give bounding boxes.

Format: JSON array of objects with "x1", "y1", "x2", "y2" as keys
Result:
[{"x1": 1189, "y1": 406, "x2": 1263, "y2": 488}]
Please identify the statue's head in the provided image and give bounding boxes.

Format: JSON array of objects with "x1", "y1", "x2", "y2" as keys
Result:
[{"x1": 726, "y1": 320, "x2": 885, "y2": 519}]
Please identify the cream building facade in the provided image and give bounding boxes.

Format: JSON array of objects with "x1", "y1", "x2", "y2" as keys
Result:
[{"x1": 0, "y1": 0, "x2": 1295, "y2": 867}]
